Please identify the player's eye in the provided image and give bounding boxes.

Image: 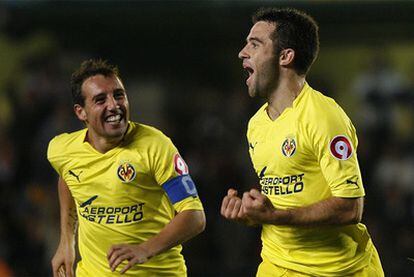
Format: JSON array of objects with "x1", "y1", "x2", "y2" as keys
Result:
[
  {"x1": 95, "y1": 97, "x2": 105, "y2": 104},
  {"x1": 114, "y1": 91, "x2": 125, "y2": 100}
]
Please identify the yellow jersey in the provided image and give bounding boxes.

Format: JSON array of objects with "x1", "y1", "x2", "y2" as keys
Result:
[
  {"x1": 48, "y1": 122, "x2": 203, "y2": 276},
  {"x1": 247, "y1": 83, "x2": 378, "y2": 276}
]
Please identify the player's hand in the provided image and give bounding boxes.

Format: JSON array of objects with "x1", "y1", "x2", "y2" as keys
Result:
[
  {"x1": 107, "y1": 243, "x2": 151, "y2": 274},
  {"x1": 51, "y1": 241, "x2": 75, "y2": 277},
  {"x1": 241, "y1": 188, "x2": 276, "y2": 224},
  {"x1": 220, "y1": 188, "x2": 256, "y2": 225},
  {"x1": 221, "y1": 188, "x2": 244, "y2": 220}
]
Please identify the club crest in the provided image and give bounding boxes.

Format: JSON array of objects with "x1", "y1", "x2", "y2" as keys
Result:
[
  {"x1": 117, "y1": 162, "x2": 136, "y2": 183},
  {"x1": 281, "y1": 137, "x2": 296, "y2": 157}
]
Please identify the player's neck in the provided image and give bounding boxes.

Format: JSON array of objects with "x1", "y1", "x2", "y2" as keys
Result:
[
  {"x1": 266, "y1": 75, "x2": 305, "y2": 121},
  {"x1": 85, "y1": 131, "x2": 124, "y2": 153}
]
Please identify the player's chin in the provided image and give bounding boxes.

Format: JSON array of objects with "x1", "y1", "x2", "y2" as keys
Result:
[
  {"x1": 248, "y1": 88, "x2": 258, "y2": 98},
  {"x1": 104, "y1": 124, "x2": 127, "y2": 138}
]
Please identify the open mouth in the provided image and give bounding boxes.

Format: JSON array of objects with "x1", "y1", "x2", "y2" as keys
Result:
[{"x1": 243, "y1": 63, "x2": 254, "y2": 84}]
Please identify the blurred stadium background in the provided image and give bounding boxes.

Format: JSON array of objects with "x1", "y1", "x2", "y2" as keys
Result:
[{"x1": 0, "y1": 0, "x2": 413, "y2": 276}]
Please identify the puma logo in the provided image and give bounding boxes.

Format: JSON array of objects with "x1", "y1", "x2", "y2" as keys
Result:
[
  {"x1": 346, "y1": 178, "x2": 359, "y2": 188},
  {"x1": 69, "y1": 170, "x2": 82, "y2": 182},
  {"x1": 249, "y1": 142, "x2": 258, "y2": 153}
]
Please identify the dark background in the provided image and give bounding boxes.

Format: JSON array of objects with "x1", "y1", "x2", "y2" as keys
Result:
[{"x1": 0, "y1": 1, "x2": 414, "y2": 276}]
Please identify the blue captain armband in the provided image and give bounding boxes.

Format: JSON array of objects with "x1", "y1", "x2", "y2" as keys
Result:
[{"x1": 162, "y1": 175, "x2": 198, "y2": 204}]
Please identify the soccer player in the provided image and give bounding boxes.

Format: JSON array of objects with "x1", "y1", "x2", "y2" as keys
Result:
[
  {"x1": 220, "y1": 8, "x2": 384, "y2": 276},
  {"x1": 48, "y1": 59, "x2": 205, "y2": 276}
]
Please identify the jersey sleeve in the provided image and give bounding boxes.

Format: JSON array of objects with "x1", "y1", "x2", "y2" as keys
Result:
[
  {"x1": 307, "y1": 103, "x2": 365, "y2": 198},
  {"x1": 47, "y1": 135, "x2": 66, "y2": 177},
  {"x1": 149, "y1": 131, "x2": 203, "y2": 212}
]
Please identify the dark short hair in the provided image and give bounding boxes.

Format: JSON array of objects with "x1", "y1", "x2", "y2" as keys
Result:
[
  {"x1": 253, "y1": 7, "x2": 319, "y2": 75},
  {"x1": 70, "y1": 59, "x2": 121, "y2": 106}
]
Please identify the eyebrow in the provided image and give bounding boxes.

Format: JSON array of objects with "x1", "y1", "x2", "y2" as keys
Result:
[
  {"x1": 92, "y1": 92, "x2": 106, "y2": 101},
  {"x1": 113, "y1": 88, "x2": 126, "y2": 94},
  {"x1": 246, "y1": 36, "x2": 264, "y2": 44},
  {"x1": 91, "y1": 88, "x2": 126, "y2": 100}
]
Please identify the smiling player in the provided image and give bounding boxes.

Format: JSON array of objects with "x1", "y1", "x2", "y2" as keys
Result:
[{"x1": 48, "y1": 59, "x2": 205, "y2": 276}]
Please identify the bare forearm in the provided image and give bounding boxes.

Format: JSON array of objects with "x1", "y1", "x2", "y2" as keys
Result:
[
  {"x1": 58, "y1": 177, "x2": 77, "y2": 243},
  {"x1": 142, "y1": 210, "x2": 205, "y2": 258},
  {"x1": 60, "y1": 206, "x2": 77, "y2": 241},
  {"x1": 107, "y1": 209, "x2": 205, "y2": 273},
  {"x1": 270, "y1": 197, "x2": 363, "y2": 226},
  {"x1": 52, "y1": 178, "x2": 77, "y2": 277}
]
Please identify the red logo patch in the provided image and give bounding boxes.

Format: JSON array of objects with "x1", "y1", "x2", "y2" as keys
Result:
[
  {"x1": 174, "y1": 153, "x2": 189, "y2": 175},
  {"x1": 330, "y1": 135, "x2": 352, "y2": 160}
]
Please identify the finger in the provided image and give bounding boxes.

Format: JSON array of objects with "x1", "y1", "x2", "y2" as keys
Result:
[
  {"x1": 225, "y1": 198, "x2": 239, "y2": 217},
  {"x1": 220, "y1": 196, "x2": 230, "y2": 215},
  {"x1": 52, "y1": 259, "x2": 61, "y2": 276},
  {"x1": 242, "y1": 191, "x2": 254, "y2": 205},
  {"x1": 65, "y1": 261, "x2": 74, "y2": 277},
  {"x1": 109, "y1": 248, "x2": 130, "y2": 267},
  {"x1": 52, "y1": 262, "x2": 59, "y2": 277},
  {"x1": 111, "y1": 253, "x2": 133, "y2": 272},
  {"x1": 107, "y1": 244, "x2": 123, "y2": 260},
  {"x1": 243, "y1": 192, "x2": 257, "y2": 212},
  {"x1": 250, "y1": 189, "x2": 269, "y2": 207},
  {"x1": 237, "y1": 204, "x2": 246, "y2": 218},
  {"x1": 120, "y1": 259, "x2": 135, "y2": 275},
  {"x1": 58, "y1": 266, "x2": 65, "y2": 277},
  {"x1": 120, "y1": 257, "x2": 145, "y2": 275},
  {"x1": 249, "y1": 188, "x2": 262, "y2": 199},
  {"x1": 227, "y1": 188, "x2": 238, "y2": 197},
  {"x1": 230, "y1": 199, "x2": 242, "y2": 218}
]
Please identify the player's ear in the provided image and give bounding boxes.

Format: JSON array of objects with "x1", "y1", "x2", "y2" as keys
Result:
[
  {"x1": 74, "y1": 104, "x2": 87, "y2": 121},
  {"x1": 279, "y1": 48, "x2": 295, "y2": 67}
]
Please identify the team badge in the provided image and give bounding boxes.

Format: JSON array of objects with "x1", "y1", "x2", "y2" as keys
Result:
[
  {"x1": 174, "y1": 153, "x2": 189, "y2": 175},
  {"x1": 330, "y1": 135, "x2": 353, "y2": 160},
  {"x1": 117, "y1": 162, "x2": 136, "y2": 183},
  {"x1": 281, "y1": 137, "x2": 296, "y2": 157}
]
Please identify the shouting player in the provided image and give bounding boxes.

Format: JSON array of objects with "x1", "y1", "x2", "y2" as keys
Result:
[
  {"x1": 221, "y1": 7, "x2": 384, "y2": 276},
  {"x1": 48, "y1": 59, "x2": 205, "y2": 276}
]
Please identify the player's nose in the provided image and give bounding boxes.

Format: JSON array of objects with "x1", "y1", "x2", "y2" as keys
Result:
[
  {"x1": 238, "y1": 45, "x2": 249, "y2": 60},
  {"x1": 107, "y1": 95, "x2": 119, "y2": 110}
]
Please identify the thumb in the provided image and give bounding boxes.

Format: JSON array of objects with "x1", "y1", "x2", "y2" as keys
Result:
[
  {"x1": 65, "y1": 261, "x2": 74, "y2": 277},
  {"x1": 249, "y1": 188, "x2": 262, "y2": 199},
  {"x1": 227, "y1": 188, "x2": 238, "y2": 197}
]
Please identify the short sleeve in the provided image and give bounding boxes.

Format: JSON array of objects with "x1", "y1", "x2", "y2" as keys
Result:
[
  {"x1": 149, "y1": 133, "x2": 183, "y2": 186},
  {"x1": 309, "y1": 105, "x2": 365, "y2": 198},
  {"x1": 148, "y1": 131, "x2": 203, "y2": 211},
  {"x1": 47, "y1": 135, "x2": 65, "y2": 177},
  {"x1": 173, "y1": 196, "x2": 204, "y2": 212}
]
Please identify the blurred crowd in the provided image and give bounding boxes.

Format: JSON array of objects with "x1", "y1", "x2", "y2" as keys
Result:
[
  {"x1": 350, "y1": 51, "x2": 414, "y2": 275},
  {"x1": 1, "y1": 17, "x2": 414, "y2": 277}
]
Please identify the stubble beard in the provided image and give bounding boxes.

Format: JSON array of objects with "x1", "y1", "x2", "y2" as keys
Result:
[{"x1": 255, "y1": 66, "x2": 279, "y2": 99}]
